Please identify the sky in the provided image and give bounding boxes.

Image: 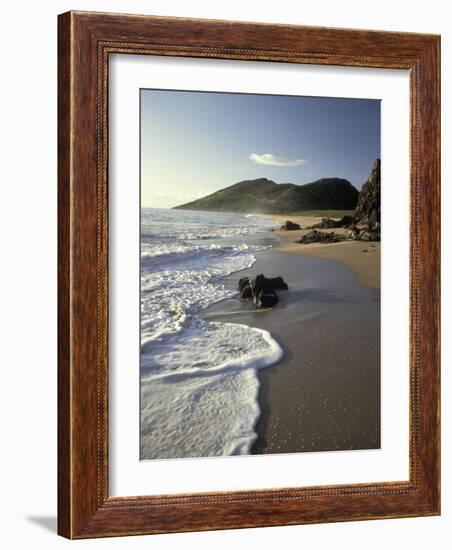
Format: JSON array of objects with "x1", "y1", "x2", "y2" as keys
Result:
[{"x1": 141, "y1": 89, "x2": 380, "y2": 208}]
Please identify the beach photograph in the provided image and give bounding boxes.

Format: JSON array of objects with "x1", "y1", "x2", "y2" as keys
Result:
[{"x1": 140, "y1": 89, "x2": 381, "y2": 460}]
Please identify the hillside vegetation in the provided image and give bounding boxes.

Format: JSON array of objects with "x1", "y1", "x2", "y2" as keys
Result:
[{"x1": 174, "y1": 177, "x2": 359, "y2": 214}]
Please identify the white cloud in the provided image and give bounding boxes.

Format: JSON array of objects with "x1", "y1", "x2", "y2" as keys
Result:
[{"x1": 249, "y1": 153, "x2": 307, "y2": 167}]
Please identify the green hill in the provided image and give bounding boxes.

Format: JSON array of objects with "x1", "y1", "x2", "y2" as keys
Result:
[{"x1": 174, "y1": 177, "x2": 359, "y2": 214}]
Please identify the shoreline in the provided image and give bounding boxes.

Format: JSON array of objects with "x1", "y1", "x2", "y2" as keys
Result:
[
  {"x1": 268, "y1": 214, "x2": 380, "y2": 290},
  {"x1": 203, "y1": 234, "x2": 381, "y2": 455}
]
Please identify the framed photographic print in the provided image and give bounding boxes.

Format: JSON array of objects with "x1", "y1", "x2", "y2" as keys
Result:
[{"x1": 58, "y1": 11, "x2": 440, "y2": 538}]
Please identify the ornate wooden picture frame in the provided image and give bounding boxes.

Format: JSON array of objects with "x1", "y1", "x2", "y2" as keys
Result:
[{"x1": 58, "y1": 11, "x2": 440, "y2": 538}]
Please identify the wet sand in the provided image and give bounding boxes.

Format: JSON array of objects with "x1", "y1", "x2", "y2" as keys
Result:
[{"x1": 203, "y1": 243, "x2": 380, "y2": 455}]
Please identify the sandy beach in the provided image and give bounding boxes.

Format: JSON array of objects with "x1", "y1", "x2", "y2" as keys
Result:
[
  {"x1": 270, "y1": 214, "x2": 380, "y2": 290},
  {"x1": 203, "y1": 220, "x2": 381, "y2": 455}
]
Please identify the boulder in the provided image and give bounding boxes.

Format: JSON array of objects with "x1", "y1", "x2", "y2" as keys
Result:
[
  {"x1": 255, "y1": 290, "x2": 279, "y2": 309},
  {"x1": 307, "y1": 215, "x2": 354, "y2": 229},
  {"x1": 266, "y1": 276, "x2": 289, "y2": 290},
  {"x1": 237, "y1": 277, "x2": 250, "y2": 291},
  {"x1": 345, "y1": 226, "x2": 380, "y2": 242},
  {"x1": 237, "y1": 273, "x2": 288, "y2": 309},
  {"x1": 345, "y1": 227, "x2": 359, "y2": 240},
  {"x1": 297, "y1": 230, "x2": 346, "y2": 244},
  {"x1": 280, "y1": 220, "x2": 301, "y2": 231},
  {"x1": 250, "y1": 274, "x2": 289, "y2": 296},
  {"x1": 358, "y1": 229, "x2": 380, "y2": 242},
  {"x1": 239, "y1": 284, "x2": 252, "y2": 299}
]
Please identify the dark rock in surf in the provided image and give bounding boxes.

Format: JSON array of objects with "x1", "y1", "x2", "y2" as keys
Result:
[
  {"x1": 266, "y1": 276, "x2": 289, "y2": 290},
  {"x1": 237, "y1": 273, "x2": 288, "y2": 309},
  {"x1": 250, "y1": 274, "x2": 289, "y2": 296},
  {"x1": 239, "y1": 284, "x2": 253, "y2": 299},
  {"x1": 237, "y1": 277, "x2": 253, "y2": 298},
  {"x1": 254, "y1": 290, "x2": 279, "y2": 309},
  {"x1": 237, "y1": 277, "x2": 250, "y2": 291}
]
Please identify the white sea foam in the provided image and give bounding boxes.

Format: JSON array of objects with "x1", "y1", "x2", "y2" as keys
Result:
[
  {"x1": 140, "y1": 244, "x2": 269, "y2": 341},
  {"x1": 141, "y1": 321, "x2": 283, "y2": 459},
  {"x1": 140, "y1": 208, "x2": 281, "y2": 459}
]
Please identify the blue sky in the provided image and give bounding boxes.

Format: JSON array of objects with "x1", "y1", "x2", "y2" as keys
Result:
[{"x1": 141, "y1": 89, "x2": 380, "y2": 208}]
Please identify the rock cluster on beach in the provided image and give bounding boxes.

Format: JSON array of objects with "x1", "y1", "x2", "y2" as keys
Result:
[
  {"x1": 306, "y1": 215, "x2": 354, "y2": 229},
  {"x1": 237, "y1": 274, "x2": 288, "y2": 309},
  {"x1": 297, "y1": 229, "x2": 346, "y2": 244},
  {"x1": 295, "y1": 225, "x2": 380, "y2": 244},
  {"x1": 282, "y1": 159, "x2": 381, "y2": 245},
  {"x1": 280, "y1": 220, "x2": 301, "y2": 231},
  {"x1": 345, "y1": 226, "x2": 380, "y2": 242}
]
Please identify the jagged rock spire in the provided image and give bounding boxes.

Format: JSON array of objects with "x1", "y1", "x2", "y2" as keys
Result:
[{"x1": 354, "y1": 159, "x2": 381, "y2": 229}]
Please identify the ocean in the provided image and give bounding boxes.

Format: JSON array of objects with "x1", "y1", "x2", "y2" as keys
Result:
[{"x1": 140, "y1": 208, "x2": 283, "y2": 459}]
